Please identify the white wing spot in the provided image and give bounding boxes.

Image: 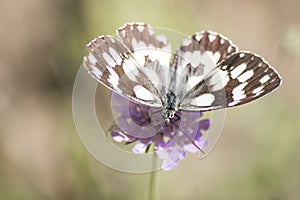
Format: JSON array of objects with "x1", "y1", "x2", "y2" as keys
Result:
[
  {"x1": 137, "y1": 25, "x2": 144, "y2": 32},
  {"x1": 182, "y1": 38, "x2": 192, "y2": 46},
  {"x1": 228, "y1": 101, "x2": 240, "y2": 106},
  {"x1": 259, "y1": 75, "x2": 270, "y2": 84},
  {"x1": 227, "y1": 45, "x2": 233, "y2": 53},
  {"x1": 232, "y1": 82, "x2": 247, "y2": 97},
  {"x1": 148, "y1": 28, "x2": 155, "y2": 35},
  {"x1": 107, "y1": 67, "x2": 120, "y2": 87},
  {"x1": 239, "y1": 53, "x2": 245, "y2": 58},
  {"x1": 132, "y1": 38, "x2": 147, "y2": 50},
  {"x1": 221, "y1": 65, "x2": 228, "y2": 70},
  {"x1": 123, "y1": 59, "x2": 138, "y2": 82},
  {"x1": 157, "y1": 35, "x2": 168, "y2": 44},
  {"x1": 186, "y1": 76, "x2": 201, "y2": 90},
  {"x1": 220, "y1": 38, "x2": 225, "y2": 45},
  {"x1": 190, "y1": 94, "x2": 215, "y2": 107},
  {"x1": 195, "y1": 34, "x2": 202, "y2": 41},
  {"x1": 131, "y1": 38, "x2": 139, "y2": 49},
  {"x1": 212, "y1": 76, "x2": 229, "y2": 91},
  {"x1": 109, "y1": 47, "x2": 122, "y2": 65},
  {"x1": 208, "y1": 34, "x2": 216, "y2": 42},
  {"x1": 253, "y1": 86, "x2": 264, "y2": 94},
  {"x1": 233, "y1": 94, "x2": 246, "y2": 101},
  {"x1": 88, "y1": 54, "x2": 97, "y2": 64},
  {"x1": 255, "y1": 91, "x2": 264, "y2": 97},
  {"x1": 183, "y1": 50, "x2": 202, "y2": 67},
  {"x1": 103, "y1": 52, "x2": 114, "y2": 65},
  {"x1": 201, "y1": 52, "x2": 217, "y2": 78},
  {"x1": 237, "y1": 70, "x2": 254, "y2": 82},
  {"x1": 133, "y1": 85, "x2": 155, "y2": 101},
  {"x1": 91, "y1": 67, "x2": 102, "y2": 78},
  {"x1": 134, "y1": 49, "x2": 171, "y2": 67},
  {"x1": 138, "y1": 41, "x2": 147, "y2": 48},
  {"x1": 232, "y1": 82, "x2": 248, "y2": 102},
  {"x1": 212, "y1": 52, "x2": 221, "y2": 64},
  {"x1": 210, "y1": 70, "x2": 229, "y2": 91},
  {"x1": 231, "y1": 63, "x2": 247, "y2": 79},
  {"x1": 144, "y1": 68, "x2": 160, "y2": 85},
  {"x1": 120, "y1": 30, "x2": 126, "y2": 37}
]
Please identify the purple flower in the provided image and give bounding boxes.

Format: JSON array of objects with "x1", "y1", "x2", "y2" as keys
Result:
[{"x1": 110, "y1": 92, "x2": 210, "y2": 171}]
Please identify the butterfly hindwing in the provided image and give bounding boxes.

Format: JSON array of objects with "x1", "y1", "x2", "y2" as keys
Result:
[
  {"x1": 117, "y1": 22, "x2": 172, "y2": 88},
  {"x1": 179, "y1": 51, "x2": 282, "y2": 111},
  {"x1": 179, "y1": 31, "x2": 238, "y2": 65}
]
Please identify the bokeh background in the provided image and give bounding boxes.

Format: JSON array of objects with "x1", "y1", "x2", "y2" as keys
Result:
[{"x1": 1, "y1": 0, "x2": 299, "y2": 199}]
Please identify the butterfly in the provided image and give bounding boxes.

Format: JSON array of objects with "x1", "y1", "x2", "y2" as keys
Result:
[{"x1": 83, "y1": 22, "x2": 282, "y2": 124}]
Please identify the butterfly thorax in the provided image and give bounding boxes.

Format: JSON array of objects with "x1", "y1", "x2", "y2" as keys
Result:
[{"x1": 162, "y1": 91, "x2": 179, "y2": 123}]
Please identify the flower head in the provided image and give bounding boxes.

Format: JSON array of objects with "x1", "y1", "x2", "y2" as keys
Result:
[{"x1": 110, "y1": 92, "x2": 210, "y2": 170}]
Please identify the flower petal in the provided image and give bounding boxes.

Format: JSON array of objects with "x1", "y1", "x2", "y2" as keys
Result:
[
  {"x1": 198, "y1": 119, "x2": 210, "y2": 130},
  {"x1": 156, "y1": 142, "x2": 186, "y2": 170},
  {"x1": 132, "y1": 143, "x2": 149, "y2": 154},
  {"x1": 185, "y1": 136, "x2": 209, "y2": 153}
]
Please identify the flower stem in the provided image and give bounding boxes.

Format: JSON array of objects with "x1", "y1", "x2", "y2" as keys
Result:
[{"x1": 149, "y1": 153, "x2": 159, "y2": 200}]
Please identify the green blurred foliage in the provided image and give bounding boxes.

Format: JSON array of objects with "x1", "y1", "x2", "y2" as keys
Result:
[{"x1": 0, "y1": 0, "x2": 299, "y2": 199}]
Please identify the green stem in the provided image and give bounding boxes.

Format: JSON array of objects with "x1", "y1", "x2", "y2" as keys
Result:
[{"x1": 149, "y1": 153, "x2": 159, "y2": 200}]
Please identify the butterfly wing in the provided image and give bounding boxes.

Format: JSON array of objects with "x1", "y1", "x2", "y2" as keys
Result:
[
  {"x1": 173, "y1": 31, "x2": 281, "y2": 111},
  {"x1": 168, "y1": 31, "x2": 238, "y2": 104},
  {"x1": 83, "y1": 22, "x2": 172, "y2": 107},
  {"x1": 117, "y1": 22, "x2": 172, "y2": 90},
  {"x1": 179, "y1": 51, "x2": 282, "y2": 111}
]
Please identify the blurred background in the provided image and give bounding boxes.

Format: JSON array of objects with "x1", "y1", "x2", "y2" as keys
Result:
[{"x1": 1, "y1": 0, "x2": 299, "y2": 199}]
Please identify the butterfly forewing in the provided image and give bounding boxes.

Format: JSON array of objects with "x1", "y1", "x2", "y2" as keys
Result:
[
  {"x1": 83, "y1": 35, "x2": 162, "y2": 107},
  {"x1": 221, "y1": 52, "x2": 282, "y2": 107}
]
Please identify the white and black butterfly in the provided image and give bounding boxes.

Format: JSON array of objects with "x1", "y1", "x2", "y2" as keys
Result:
[{"x1": 83, "y1": 22, "x2": 282, "y2": 123}]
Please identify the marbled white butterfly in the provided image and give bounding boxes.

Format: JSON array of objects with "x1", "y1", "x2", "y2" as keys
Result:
[{"x1": 83, "y1": 22, "x2": 282, "y2": 123}]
